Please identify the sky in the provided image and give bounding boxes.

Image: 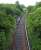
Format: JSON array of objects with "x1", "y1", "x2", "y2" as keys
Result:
[{"x1": 0, "y1": 0, "x2": 41, "y2": 6}]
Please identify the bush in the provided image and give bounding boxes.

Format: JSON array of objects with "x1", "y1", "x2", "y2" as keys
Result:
[
  {"x1": 27, "y1": 7, "x2": 41, "y2": 50},
  {"x1": 0, "y1": 5, "x2": 16, "y2": 50}
]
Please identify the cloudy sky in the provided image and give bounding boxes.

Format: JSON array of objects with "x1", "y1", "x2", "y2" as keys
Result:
[{"x1": 0, "y1": 0, "x2": 41, "y2": 6}]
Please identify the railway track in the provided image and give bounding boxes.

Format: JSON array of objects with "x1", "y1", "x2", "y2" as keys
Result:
[
  {"x1": 16, "y1": 16, "x2": 27, "y2": 50},
  {"x1": 10, "y1": 16, "x2": 31, "y2": 50}
]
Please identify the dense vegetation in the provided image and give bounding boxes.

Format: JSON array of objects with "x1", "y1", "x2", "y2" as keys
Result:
[
  {"x1": 26, "y1": 2, "x2": 41, "y2": 50},
  {"x1": 0, "y1": 1, "x2": 24, "y2": 50},
  {"x1": 0, "y1": 4, "x2": 16, "y2": 50}
]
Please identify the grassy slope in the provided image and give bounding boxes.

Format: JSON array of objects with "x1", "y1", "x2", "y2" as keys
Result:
[{"x1": 26, "y1": 7, "x2": 41, "y2": 50}]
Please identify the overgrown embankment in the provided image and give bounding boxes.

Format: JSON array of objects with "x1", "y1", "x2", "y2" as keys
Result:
[{"x1": 26, "y1": 2, "x2": 41, "y2": 50}]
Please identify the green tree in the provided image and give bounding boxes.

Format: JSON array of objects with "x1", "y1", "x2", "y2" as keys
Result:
[{"x1": 0, "y1": 4, "x2": 16, "y2": 50}]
